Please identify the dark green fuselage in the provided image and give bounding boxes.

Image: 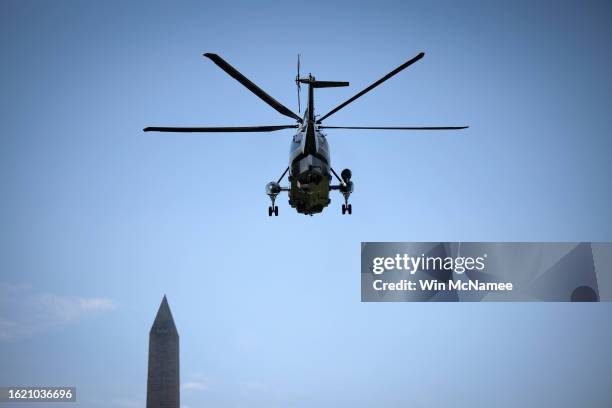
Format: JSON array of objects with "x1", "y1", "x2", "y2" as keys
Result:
[{"x1": 288, "y1": 120, "x2": 331, "y2": 215}]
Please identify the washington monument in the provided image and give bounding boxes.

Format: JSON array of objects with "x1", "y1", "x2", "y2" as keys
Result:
[{"x1": 147, "y1": 295, "x2": 180, "y2": 408}]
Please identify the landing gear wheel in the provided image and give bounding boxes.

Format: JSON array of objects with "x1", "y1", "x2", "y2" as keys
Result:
[
  {"x1": 347, "y1": 204, "x2": 352, "y2": 214},
  {"x1": 342, "y1": 204, "x2": 346, "y2": 214},
  {"x1": 268, "y1": 206, "x2": 273, "y2": 217},
  {"x1": 274, "y1": 206, "x2": 279, "y2": 216}
]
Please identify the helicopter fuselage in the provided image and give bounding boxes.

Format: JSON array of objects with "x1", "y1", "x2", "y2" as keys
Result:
[{"x1": 288, "y1": 122, "x2": 332, "y2": 215}]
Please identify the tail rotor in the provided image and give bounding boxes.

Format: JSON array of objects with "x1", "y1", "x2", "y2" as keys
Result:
[{"x1": 295, "y1": 53, "x2": 301, "y2": 113}]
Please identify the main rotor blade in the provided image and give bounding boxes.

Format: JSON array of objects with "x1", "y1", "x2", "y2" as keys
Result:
[
  {"x1": 204, "y1": 53, "x2": 302, "y2": 122},
  {"x1": 143, "y1": 125, "x2": 298, "y2": 133},
  {"x1": 317, "y1": 52, "x2": 425, "y2": 123},
  {"x1": 319, "y1": 125, "x2": 468, "y2": 130}
]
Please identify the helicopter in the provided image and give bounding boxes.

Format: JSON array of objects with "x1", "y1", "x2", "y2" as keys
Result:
[{"x1": 144, "y1": 52, "x2": 467, "y2": 216}]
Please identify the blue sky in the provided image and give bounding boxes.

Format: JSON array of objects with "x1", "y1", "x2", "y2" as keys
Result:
[{"x1": 1, "y1": 1, "x2": 611, "y2": 407}]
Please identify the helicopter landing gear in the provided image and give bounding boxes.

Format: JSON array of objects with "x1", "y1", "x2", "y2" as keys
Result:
[
  {"x1": 266, "y1": 192, "x2": 280, "y2": 217},
  {"x1": 268, "y1": 205, "x2": 279, "y2": 216},
  {"x1": 266, "y1": 185, "x2": 280, "y2": 217},
  {"x1": 341, "y1": 188, "x2": 352, "y2": 215},
  {"x1": 330, "y1": 167, "x2": 354, "y2": 216},
  {"x1": 342, "y1": 203, "x2": 352, "y2": 215},
  {"x1": 266, "y1": 168, "x2": 289, "y2": 217}
]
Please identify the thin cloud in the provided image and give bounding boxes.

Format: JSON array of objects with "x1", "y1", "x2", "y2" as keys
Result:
[{"x1": 0, "y1": 282, "x2": 116, "y2": 341}]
